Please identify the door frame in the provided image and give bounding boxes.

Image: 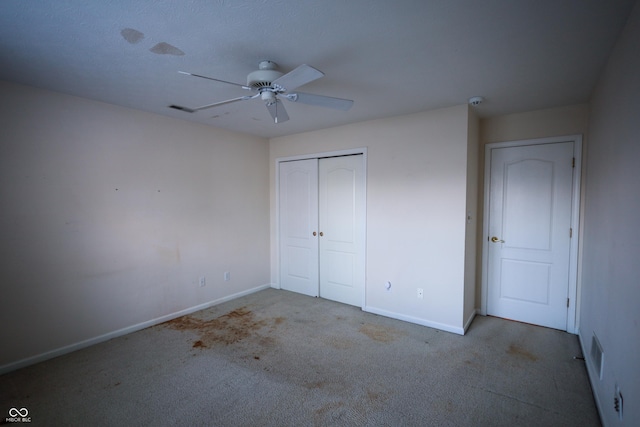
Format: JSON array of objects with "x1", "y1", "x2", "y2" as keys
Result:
[
  {"x1": 274, "y1": 147, "x2": 368, "y2": 309},
  {"x1": 480, "y1": 135, "x2": 582, "y2": 333}
]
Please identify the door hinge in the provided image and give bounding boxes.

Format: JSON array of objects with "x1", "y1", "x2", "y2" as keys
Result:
[
  {"x1": 572, "y1": 157, "x2": 575, "y2": 168},
  {"x1": 567, "y1": 298, "x2": 570, "y2": 308},
  {"x1": 570, "y1": 228, "x2": 573, "y2": 238}
]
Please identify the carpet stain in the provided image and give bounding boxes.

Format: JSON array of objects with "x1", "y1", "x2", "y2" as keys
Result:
[
  {"x1": 366, "y1": 389, "x2": 383, "y2": 401},
  {"x1": 464, "y1": 351, "x2": 482, "y2": 366},
  {"x1": 444, "y1": 399, "x2": 455, "y2": 413},
  {"x1": 304, "y1": 379, "x2": 350, "y2": 394},
  {"x1": 305, "y1": 380, "x2": 326, "y2": 389},
  {"x1": 165, "y1": 306, "x2": 267, "y2": 347},
  {"x1": 268, "y1": 317, "x2": 286, "y2": 333},
  {"x1": 102, "y1": 381, "x2": 122, "y2": 390},
  {"x1": 314, "y1": 401, "x2": 347, "y2": 420},
  {"x1": 507, "y1": 344, "x2": 539, "y2": 362},
  {"x1": 324, "y1": 336, "x2": 354, "y2": 350},
  {"x1": 359, "y1": 323, "x2": 400, "y2": 343},
  {"x1": 431, "y1": 398, "x2": 455, "y2": 413},
  {"x1": 258, "y1": 336, "x2": 278, "y2": 348},
  {"x1": 315, "y1": 391, "x2": 380, "y2": 424}
]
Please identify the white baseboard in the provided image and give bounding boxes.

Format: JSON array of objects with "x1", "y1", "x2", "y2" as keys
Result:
[
  {"x1": 463, "y1": 309, "x2": 477, "y2": 333},
  {"x1": 363, "y1": 305, "x2": 466, "y2": 335},
  {"x1": 0, "y1": 283, "x2": 272, "y2": 375}
]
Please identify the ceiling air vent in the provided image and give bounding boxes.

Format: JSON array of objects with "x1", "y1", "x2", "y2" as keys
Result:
[{"x1": 169, "y1": 105, "x2": 195, "y2": 113}]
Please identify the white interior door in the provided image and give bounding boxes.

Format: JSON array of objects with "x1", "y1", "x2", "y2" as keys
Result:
[
  {"x1": 279, "y1": 159, "x2": 319, "y2": 297},
  {"x1": 319, "y1": 155, "x2": 365, "y2": 306},
  {"x1": 487, "y1": 142, "x2": 574, "y2": 330}
]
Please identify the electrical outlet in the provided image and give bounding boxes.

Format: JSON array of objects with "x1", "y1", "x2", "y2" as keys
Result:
[
  {"x1": 614, "y1": 385, "x2": 623, "y2": 420},
  {"x1": 417, "y1": 288, "x2": 423, "y2": 299},
  {"x1": 224, "y1": 272, "x2": 230, "y2": 281},
  {"x1": 199, "y1": 276, "x2": 206, "y2": 287}
]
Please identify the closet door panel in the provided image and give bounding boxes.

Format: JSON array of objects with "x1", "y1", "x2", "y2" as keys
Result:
[
  {"x1": 279, "y1": 159, "x2": 319, "y2": 297},
  {"x1": 319, "y1": 155, "x2": 365, "y2": 306}
]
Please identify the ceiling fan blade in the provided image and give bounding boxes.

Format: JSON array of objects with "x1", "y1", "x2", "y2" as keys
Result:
[
  {"x1": 190, "y1": 94, "x2": 258, "y2": 111},
  {"x1": 266, "y1": 99, "x2": 289, "y2": 123},
  {"x1": 178, "y1": 71, "x2": 252, "y2": 90},
  {"x1": 286, "y1": 92, "x2": 354, "y2": 111},
  {"x1": 271, "y1": 64, "x2": 324, "y2": 92}
]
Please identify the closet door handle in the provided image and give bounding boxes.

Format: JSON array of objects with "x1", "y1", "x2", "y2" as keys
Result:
[
  {"x1": 313, "y1": 231, "x2": 317, "y2": 236},
  {"x1": 319, "y1": 232, "x2": 324, "y2": 237}
]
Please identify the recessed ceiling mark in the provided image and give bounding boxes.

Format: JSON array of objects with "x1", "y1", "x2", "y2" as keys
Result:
[
  {"x1": 121, "y1": 28, "x2": 145, "y2": 44},
  {"x1": 150, "y1": 42, "x2": 185, "y2": 56}
]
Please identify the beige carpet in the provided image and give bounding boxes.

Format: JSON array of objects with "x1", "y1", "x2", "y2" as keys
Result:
[{"x1": 1, "y1": 288, "x2": 599, "y2": 426}]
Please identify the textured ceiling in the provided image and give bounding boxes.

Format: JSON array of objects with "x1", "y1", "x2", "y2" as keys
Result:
[{"x1": 0, "y1": 0, "x2": 636, "y2": 138}]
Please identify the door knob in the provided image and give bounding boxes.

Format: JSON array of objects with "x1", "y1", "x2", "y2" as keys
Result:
[{"x1": 491, "y1": 236, "x2": 505, "y2": 243}]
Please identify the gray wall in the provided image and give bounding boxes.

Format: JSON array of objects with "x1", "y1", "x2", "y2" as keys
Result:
[
  {"x1": 580, "y1": 1, "x2": 640, "y2": 425},
  {"x1": 0, "y1": 81, "x2": 271, "y2": 371},
  {"x1": 270, "y1": 105, "x2": 478, "y2": 333}
]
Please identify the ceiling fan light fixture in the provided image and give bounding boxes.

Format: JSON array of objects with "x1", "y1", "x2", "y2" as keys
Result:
[{"x1": 261, "y1": 91, "x2": 276, "y2": 103}]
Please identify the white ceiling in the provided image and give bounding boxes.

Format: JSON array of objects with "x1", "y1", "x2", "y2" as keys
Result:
[{"x1": 0, "y1": 0, "x2": 635, "y2": 138}]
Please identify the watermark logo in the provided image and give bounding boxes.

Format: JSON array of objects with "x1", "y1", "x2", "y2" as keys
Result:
[{"x1": 6, "y1": 407, "x2": 31, "y2": 423}]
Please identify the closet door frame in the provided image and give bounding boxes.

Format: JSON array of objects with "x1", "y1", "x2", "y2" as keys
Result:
[{"x1": 275, "y1": 147, "x2": 367, "y2": 309}]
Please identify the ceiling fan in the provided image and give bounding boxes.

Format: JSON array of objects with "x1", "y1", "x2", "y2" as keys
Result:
[{"x1": 172, "y1": 60, "x2": 354, "y2": 123}]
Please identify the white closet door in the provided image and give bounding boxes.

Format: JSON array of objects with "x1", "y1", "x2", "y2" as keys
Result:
[
  {"x1": 319, "y1": 155, "x2": 365, "y2": 307},
  {"x1": 279, "y1": 159, "x2": 319, "y2": 297}
]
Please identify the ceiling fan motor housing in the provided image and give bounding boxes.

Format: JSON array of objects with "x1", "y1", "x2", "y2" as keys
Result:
[{"x1": 247, "y1": 60, "x2": 283, "y2": 89}]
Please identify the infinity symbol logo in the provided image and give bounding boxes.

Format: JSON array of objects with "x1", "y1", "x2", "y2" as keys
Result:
[{"x1": 8, "y1": 407, "x2": 28, "y2": 417}]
